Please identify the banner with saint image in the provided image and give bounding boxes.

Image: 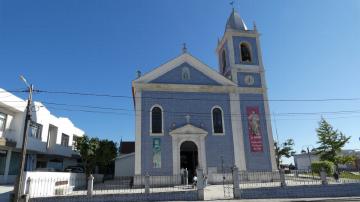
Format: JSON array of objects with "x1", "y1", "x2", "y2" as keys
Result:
[
  {"x1": 246, "y1": 106, "x2": 263, "y2": 152},
  {"x1": 152, "y1": 138, "x2": 161, "y2": 168}
]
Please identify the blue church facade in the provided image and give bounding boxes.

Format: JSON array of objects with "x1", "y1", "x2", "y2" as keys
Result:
[{"x1": 132, "y1": 9, "x2": 277, "y2": 177}]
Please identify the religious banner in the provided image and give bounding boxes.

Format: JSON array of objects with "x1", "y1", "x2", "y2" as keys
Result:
[
  {"x1": 246, "y1": 106, "x2": 263, "y2": 152},
  {"x1": 152, "y1": 138, "x2": 161, "y2": 168}
]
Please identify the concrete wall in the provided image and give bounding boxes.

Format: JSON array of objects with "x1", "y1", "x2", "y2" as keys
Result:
[
  {"x1": 115, "y1": 153, "x2": 135, "y2": 177},
  {"x1": 30, "y1": 191, "x2": 198, "y2": 202},
  {"x1": 23, "y1": 172, "x2": 86, "y2": 197},
  {"x1": 294, "y1": 154, "x2": 320, "y2": 170},
  {"x1": 240, "y1": 183, "x2": 360, "y2": 199}
]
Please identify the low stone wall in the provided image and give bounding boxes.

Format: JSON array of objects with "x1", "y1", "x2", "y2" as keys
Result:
[
  {"x1": 207, "y1": 173, "x2": 232, "y2": 185},
  {"x1": 241, "y1": 183, "x2": 360, "y2": 199},
  {"x1": 29, "y1": 191, "x2": 198, "y2": 202},
  {"x1": 133, "y1": 175, "x2": 181, "y2": 187}
]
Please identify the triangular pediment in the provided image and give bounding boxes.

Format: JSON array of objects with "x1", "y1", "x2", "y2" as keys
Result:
[
  {"x1": 169, "y1": 124, "x2": 208, "y2": 136},
  {"x1": 133, "y1": 53, "x2": 236, "y2": 86}
]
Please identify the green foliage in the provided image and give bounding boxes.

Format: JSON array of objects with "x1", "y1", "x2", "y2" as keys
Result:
[
  {"x1": 334, "y1": 155, "x2": 356, "y2": 166},
  {"x1": 311, "y1": 161, "x2": 334, "y2": 175},
  {"x1": 315, "y1": 118, "x2": 351, "y2": 168},
  {"x1": 340, "y1": 172, "x2": 360, "y2": 180},
  {"x1": 274, "y1": 139, "x2": 296, "y2": 169},
  {"x1": 96, "y1": 139, "x2": 118, "y2": 174},
  {"x1": 74, "y1": 135, "x2": 118, "y2": 176},
  {"x1": 74, "y1": 135, "x2": 99, "y2": 176}
]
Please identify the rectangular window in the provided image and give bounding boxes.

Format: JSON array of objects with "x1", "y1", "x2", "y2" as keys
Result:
[
  {"x1": 0, "y1": 150, "x2": 7, "y2": 175},
  {"x1": 9, "y1": 152, "x2": 20, "y2": 175},
  {"x1": 0, "y1": 112, "x2": 7, "y2": 136},
  {"x1": 29, "y1": 121, "x2": 43, "y2": 139},
  {"x1": 61, "y1": 134, "x2": 69, "y2": 147},
  {"x1": 72, "y1": 135, "x2": 79, "y2": 150}
]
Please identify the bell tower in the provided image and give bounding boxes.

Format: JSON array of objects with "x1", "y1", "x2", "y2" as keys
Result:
[
  {"x1": 216, "y1": 8, "x2": 263, "y2": 87},
  {"x1": 217, "y1": 9, "x2": 277, "y2": 171}
]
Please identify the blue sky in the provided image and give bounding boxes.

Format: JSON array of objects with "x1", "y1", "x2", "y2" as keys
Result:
[{"x1": 0, "y1": 0, "x2": 359, "y2": 158}]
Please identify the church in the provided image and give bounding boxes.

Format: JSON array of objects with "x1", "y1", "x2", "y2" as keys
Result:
[{"x1": 132, "y1": 9, "x2": 277, "y2": 179}]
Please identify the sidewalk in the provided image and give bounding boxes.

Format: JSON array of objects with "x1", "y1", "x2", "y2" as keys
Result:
[{"x1": 0, "y1": 185, "x2": 13, "y2": 202}]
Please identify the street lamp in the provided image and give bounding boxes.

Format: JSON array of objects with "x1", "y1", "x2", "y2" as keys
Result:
[{"x1": 13, "y1": 75, "x2": 34, "y2": 202}]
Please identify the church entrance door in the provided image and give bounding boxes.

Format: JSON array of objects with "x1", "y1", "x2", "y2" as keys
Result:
[{"x1": 180, "y1": 141, "x2": 198, "y2": 183}]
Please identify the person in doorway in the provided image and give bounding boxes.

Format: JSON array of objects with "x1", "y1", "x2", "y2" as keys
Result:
[
  {"x1": 180, "y1": 167, "x2": 185, "y2": 184},
  {"x1": 192, "y1": 175, "x2": 197, "y2": 188},
  {"x1": 184, "y1": 168, "x2": 189, "y2": 185}
]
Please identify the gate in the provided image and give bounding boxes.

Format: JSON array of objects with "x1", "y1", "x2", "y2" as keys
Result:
[
  {"x1": 222, "y1": 170, "x2": 233, "y2": 199},
  {"x1": 220, "y1": 158, "x2": 233, "y2": 199}
]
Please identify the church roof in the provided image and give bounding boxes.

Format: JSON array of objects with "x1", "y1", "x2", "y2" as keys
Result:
[
  {"x1": 225, "y1": 9, "x2": 247, "y2": 31},
  {"x1": 133, "y1": 52, "x2": 237, "y2": 86}
]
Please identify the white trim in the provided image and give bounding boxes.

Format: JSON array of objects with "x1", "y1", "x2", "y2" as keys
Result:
[
  {"x1": 170, "y1": 124, "x2": 207, "y2": 175},
  {"x1": 133, "y1": 83, "x2": 264, "y2": 94},
  {"x1": 116, "y1": 152, "x2": 135, "y2": 160},
  {"x1": 149, "y1": 104, "x2": 164, "y2": 136},
  {"x1": 210, "y1": 106, "x2": 225, "y2": 136},
  {"x1": 133, "y1": 53, "x2": 237, "y2": 87},
  {"x1": 134, "y1": 91, "x2": 142, "y2": 175},
  {"x1": 229, "y1": 93, "x2": 247, "y2": 171},
  {"x1": 255, "y1": 34, "x2": 277, "y2": 170}
]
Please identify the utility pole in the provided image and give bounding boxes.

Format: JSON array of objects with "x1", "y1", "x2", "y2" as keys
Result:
[{"x1": 13, "y1": 76, "x2": 33, "y2": 202}]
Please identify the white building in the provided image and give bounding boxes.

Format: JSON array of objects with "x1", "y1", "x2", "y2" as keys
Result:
[
  {"x1": 294, "y1": 150, "x2": 360, "y2": 171},
  {"x1": 0, "y1": 88, "x2": 84, "y2": 184}
]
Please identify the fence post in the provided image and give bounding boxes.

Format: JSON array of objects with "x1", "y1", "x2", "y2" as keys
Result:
[
  {"x1": 280, "y1": 169, "x2": 286, "y2": 187},
  {"x1": 232, "y1": 166, "x2": 241, "y2": 199},
  {"x1": 87, "y1": 174, "x2": 94, "y2": 196},
  {"x1": 196, "y1": 168, "x2": 204, "y2": 200},
  {"x1": 145, "y1": 174, "x2": 150, "y2": 194},
  {"x1": 320, "y1": 169, "x2": 328, "y2": 185}
]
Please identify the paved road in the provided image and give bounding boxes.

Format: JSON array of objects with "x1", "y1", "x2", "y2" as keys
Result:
[
  {"x1": 0, "y1": 185, "x2": 13, "y2": 202},
  {"x1": 174, "y1": 197, "x2": 360, "y2": 202}
]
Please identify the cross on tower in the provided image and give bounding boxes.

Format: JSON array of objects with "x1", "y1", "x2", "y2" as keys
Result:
[{"x1": 182, "y1": 43, "x2": 187, "y2": 53}]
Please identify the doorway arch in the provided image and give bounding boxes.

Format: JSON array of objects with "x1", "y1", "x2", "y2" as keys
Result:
[{"x1": 180, "y1": 141, "x2": 198, "y2": 182}]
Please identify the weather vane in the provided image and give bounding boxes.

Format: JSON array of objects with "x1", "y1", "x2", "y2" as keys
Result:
[{"x1": 230, "y1": 1, "x2": 234, "y2": 8}]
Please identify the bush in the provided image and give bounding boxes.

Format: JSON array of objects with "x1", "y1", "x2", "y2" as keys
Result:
[{"x1": 311, "y1": 161, "x2": 334, "y2": 175}]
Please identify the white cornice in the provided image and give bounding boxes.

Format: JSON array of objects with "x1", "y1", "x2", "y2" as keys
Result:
[
  {"x1": 169, "y1": 124, "x2": 208, "y2": 137},
  {"x1": 133, "y1": 83, "x2": 264, "y2": 94}
]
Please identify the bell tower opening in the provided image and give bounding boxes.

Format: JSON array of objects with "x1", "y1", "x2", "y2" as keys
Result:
[{"x1": 180, "y1": 141, "x2": 198, "y2": 183}]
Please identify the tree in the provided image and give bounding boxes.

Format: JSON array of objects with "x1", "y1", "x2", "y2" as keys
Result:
[
  {"x1": 74, "y1": 135, "x2": 99, "y2": 177},
  {"x1": 316, "y1": 118, "x2": 351, "y2": 170},
  {"x1": 274, "y1": 139, "x2": 296, "y2": 169},
  {"x1": 95, "y1": 139, "x2": 118, "y2": 174}
]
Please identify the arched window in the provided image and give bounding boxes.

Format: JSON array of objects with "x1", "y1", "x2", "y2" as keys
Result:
[
  {"x1": 212, "y1": 107, "x2": 224, "y2": 134},
  {"x1": 221, "y1": 50, "x2": 227, "y2": 73},
  {"x1": 240, "y1": 43, "x2": 252, "y2": 63},
  {"x1": 151, "y1": 106, "x2": 163, "y2": 134},
  {"x1": 182, "y1": 67, "x2": 190, "y2": 80}
]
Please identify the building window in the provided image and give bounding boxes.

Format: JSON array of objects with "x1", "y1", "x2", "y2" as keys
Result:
[
  {"x1": 61, "y1": 134, "x2": 69, "y2": 146},
  {"x1": 212, "y1": 107, "x2": 224, "y2": 134},
  {"x1": 29, "y1": 121, "x2": 42, "y2": 139},
  {"x1": 72, "y1": 135, "x2": 79, "y2": 150},
  {"x1": 151, "y1": 105, "x2": 163, "y2": 134},
  {"x1": 240, "y1": 43, "x2": 252, "y2": 63},
  {"x1": 0, "y1": 112, "x2": 7, "y2": 137},
  {"x1": 221, "y1": 50, "x2": 227, "y2": 73},
  {"x1": 181, "y1": 67, "x2": 190, "y2": 80}
]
